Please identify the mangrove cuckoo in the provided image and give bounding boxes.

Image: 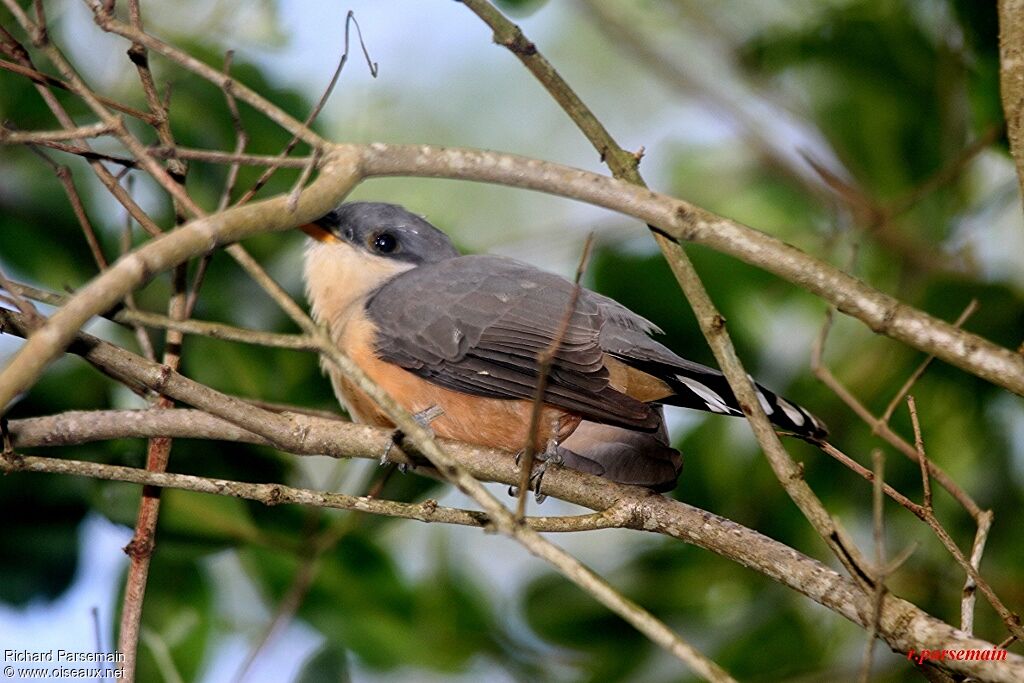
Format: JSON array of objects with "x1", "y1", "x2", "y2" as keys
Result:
[{"x1": 301, "y1": 202, "x2": 827, "y2": 491}]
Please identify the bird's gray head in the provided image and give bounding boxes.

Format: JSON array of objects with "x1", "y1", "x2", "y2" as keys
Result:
[{"x1": 302, "y1": 201, "x2": 460, "y2": 265}]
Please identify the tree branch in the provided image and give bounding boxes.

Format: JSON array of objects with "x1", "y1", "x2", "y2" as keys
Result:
[
  {"x1": 812, "y1": 308, "x2": 983, "y2": 519},
  {"x1": 0, "y1": 145, "x2": 359, "y2": 411},
  {"x1": 4, "y1": 405, "x2": 1021, "y2": 682},
  {"x1": 0, "y1": 121, "x2": 114, "y2": 143},
  {"x1": 4, "y1": 280, "x2": 316, "y2": 351},
  {"x1": 0, "y1": 450, "x2": 632, "y2": 533},
  {"x1": 0, "y1": 56, "x2": 158, "y2": 123},
  {"x1": 85, "y1": 2, "x2": 323, "y2": 148},
  {"x1": 999, "y1": 0, "x2": 1024, "y2": 205}
]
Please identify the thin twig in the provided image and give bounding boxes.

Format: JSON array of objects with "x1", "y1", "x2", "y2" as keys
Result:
[
  {"x1": 0, "y1": 268, "x2": 42, "y2": 328},
  {"x1": 963, "y1": 510, "x2": 994, "y2": 635},
  {"x1": 2, "y1": 280, "x2": 315, "y2": 350},
  {"x1": 908, "y1": 396, "x2": 933, "y2": 511},
  {"x1": 232, "y1": 9, "x2": 375, "y2": 207},
  {"x1": 0, "y1": 57, "x2": 158, "y2": 123},
  {"x1": 181, "y1": 50, "x2": 249, "y2": 319},
  {"x1": 117, "y1": 2, "x2": 192, "y2": 668},
  {"x1": 516, "y1": 232, "x2": 594, "y2": 518},
  {"x1": 811, "y1": 308, "x2": 982, "y2": 518},
  {"x1": 904, "y1": 396, "x2": 1022, "y2": 641},
  {"x1": 22, "y1": 146, "x2": 109, "y2": 272},
  {"x1": 0, "y1": 21, "x2": 163, "y2": 235},
  {"x1": 216, "y1": 50, "x2": 248, "y2": 213},
  {"x1": 13, "y1": 138, "x2": 137, "y2": 166},
  {"x1": 879, "y1": 300, "x2": 978, "y2": 424},
  {"x1": 14, "y1": 142, "x2": 313, "y2": 168},
  {"x1": 0, "y1": 451, "x2": 627, "y2": 532},
  {"x1": 0, "y1": 121, "x2": 113, "y2": 143},
  {"x1": 286, "y1": 148, "x2": 321, "y2": 213},
  {"x1": 86, "y1": 3, "x2": 322, "y2": 147},
  {"x1": 859, "y1": 449, "x2": 887, "y2": 683},
  {"x1": 154, "y1": 147, "x2": 311, "y2": 168},
  {"x1": 118, "y1": 184, "x2": 158, "y2": 361},
  {"x1": 817, "y1": 441, "x2": 926, "y2": 518},
  {"x1": 117, "y1": 249, "x2": 187, "y2": 681}
]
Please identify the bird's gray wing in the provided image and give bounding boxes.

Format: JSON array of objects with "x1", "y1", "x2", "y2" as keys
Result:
[{"x1": 365, "y1": 254, "x2": 658, "y2": 430}]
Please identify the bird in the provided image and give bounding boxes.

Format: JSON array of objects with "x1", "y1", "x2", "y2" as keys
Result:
[{"x1": 300, "y1": 202, "x2": 827, "y2": 491}]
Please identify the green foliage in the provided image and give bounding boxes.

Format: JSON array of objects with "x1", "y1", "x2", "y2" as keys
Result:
[{"x1": 1, "y1": 0, "x2": 1021, "y2": 681}]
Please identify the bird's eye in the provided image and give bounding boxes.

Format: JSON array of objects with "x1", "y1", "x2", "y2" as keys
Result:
[{"x1": 372, "y1": 232, "x2": 398, "y2": 254}]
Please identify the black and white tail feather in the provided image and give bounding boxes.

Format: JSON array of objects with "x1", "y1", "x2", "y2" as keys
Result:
[
  {"x1": 596, "y1": 297, "x2": 828, "y2": 441},
  {"x1": 628, "y1": 359, "x2": 828, "y2": 440}
]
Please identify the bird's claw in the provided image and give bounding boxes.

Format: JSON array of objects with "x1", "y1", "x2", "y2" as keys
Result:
[
  {"x1": 507, "y1": 467, "x2": 552, "y2": 503},
  {"x1": 509, "y1": 440, "x2": 563, "y2": 503}
]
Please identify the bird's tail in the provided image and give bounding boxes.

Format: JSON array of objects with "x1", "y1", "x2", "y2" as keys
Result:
[
  {"x1": 557, "y1": 410, "x2": 683, "y2": 491},
  {"x1": 652, "y1": 362, "x2": 828, "y2": 440}
]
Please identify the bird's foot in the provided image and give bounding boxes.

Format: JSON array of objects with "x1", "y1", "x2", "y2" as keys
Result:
[
  {"x1": 509, "y1": 440, "x2": 563, "y2": 503},
  {"x1": 383, "y1": 405, "x2": 445, "y2": 468}
]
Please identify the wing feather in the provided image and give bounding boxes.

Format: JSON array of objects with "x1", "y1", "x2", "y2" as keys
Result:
[{"x1": 366, "y1": 255, "x2": 657, "y2": 430}]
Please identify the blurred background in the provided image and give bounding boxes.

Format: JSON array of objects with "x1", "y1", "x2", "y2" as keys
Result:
[{"x1": 1, "y1": 0, "x2": 1022, "y2": 681}]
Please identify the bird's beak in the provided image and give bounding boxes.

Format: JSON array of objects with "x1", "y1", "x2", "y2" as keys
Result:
[{"x1": 299, "y1": 222, "x2": 340, "y2": 243}]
